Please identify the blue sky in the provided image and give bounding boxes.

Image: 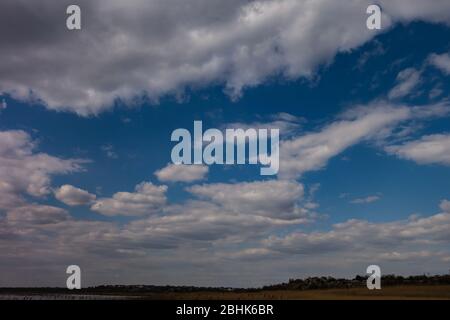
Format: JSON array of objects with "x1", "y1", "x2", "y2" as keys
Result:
[
  {"x1": 1, "y1": 1, "x2": 450, "y2": 287},
  {"x1": 2, "y1": 22, "x2": 449, "y2": 221}
]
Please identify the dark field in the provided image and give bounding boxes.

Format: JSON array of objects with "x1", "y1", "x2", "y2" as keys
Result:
[
  {"x1": 1, "y1": 285, "x2": 450, "y2": 300},
  {"x1": 146, "y1": 285, "x2": 450, "y2": 300}
]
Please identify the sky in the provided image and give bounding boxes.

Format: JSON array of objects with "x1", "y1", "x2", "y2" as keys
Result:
[{"x1": 1, "y1": 0, "x2": 450, "y2": 287}]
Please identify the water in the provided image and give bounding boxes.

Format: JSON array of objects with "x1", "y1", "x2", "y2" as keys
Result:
[{"x1": 0, "y1": 294, "x2": 134, "y2": 300}]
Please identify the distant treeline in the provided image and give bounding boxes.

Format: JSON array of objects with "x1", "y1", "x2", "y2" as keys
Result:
[
  {"x1": 1, "y1": 274, "x2": 450, "y2": 294},
  {"x1": 262, "y1": 274, "x2": 450, "y2": 291}
]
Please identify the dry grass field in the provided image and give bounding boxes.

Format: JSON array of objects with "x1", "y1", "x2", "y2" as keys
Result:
[
  {"x1": 135, "y1": 285, "x2": 450, "y2": 300},
  {"x1": 1, "y1": 285, "x2": 450, "y2": 300}
]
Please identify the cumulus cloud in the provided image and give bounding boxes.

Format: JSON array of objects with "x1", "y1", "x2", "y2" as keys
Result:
[
  {"x1": 2, "y1": 103, "x2": 448, "y2": 284},
  {"x1": 388, "y1": 68, "x2": 422, "y2": 99},
  {"x1": 54, "y1": 184, "x2": 96, "y2": 206},
  {"x1": 3, "y1": 0, "x2": 450, "y2": 116},
  {"x1": 1, "y1": 1, "x2": 450, "y2": 115},
  {"x1": 3, "y1": 197, "x2": 450, "y2": 286},
  {"x1": 386, "y1": 134, "x2": 450, "y2": 166},
  {"x1": 91, "y1": 181, "x2": 167, "y2": 216},
  {"x1": 428, "y1": 52, "x2": 450, "y2": 75},
  {"x1": 188, "y1": 180, "x2": 305, "y2": 219},
  {"x1": 123, "y1": 200, "x2": 308, "y2": 249},
  {"x1": 263, "y1": 210, "x2": 450, "y2": 256},
  {"x1": 6, "y1": 204, "x2": 70, "y2": 225},
  {"x1": 155, "y1": 163, "x2": 208, "y2": 182},
  {"x1": 0, "y1": 130, "x2": 85, "y2": 211},
  {"x1": 3, "y1": 0, "x2": 450, "y2": 288},
  {"x1": 440, "y1": 199, "x2": 450, "y2": 212},
  {"x1": 379, "y1": 0, "x2": 450, "y2": 25},
  {"x1": 0, "y1": 193, "x2": 309, "y2": 286},
  {"x1": 3, "y1": 0, "x2": 437, "y2": 115}
]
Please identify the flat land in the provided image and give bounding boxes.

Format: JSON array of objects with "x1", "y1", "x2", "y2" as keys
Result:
[
  {"x1": 136, "y1": 285, "x2": 450, "y2": 300},
  {"x1": 1, "y1": 285, "x2": 450, "y2": 300}
]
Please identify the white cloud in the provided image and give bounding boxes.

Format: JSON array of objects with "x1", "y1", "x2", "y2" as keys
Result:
[
  {"x1": 188, "y1": 180, "x2": 305, "y2": 219},
  {"x1": 54, "y1": 184, "x2": 96, "y2": 206},
  {"x1": 124, "y1": 199, "x2": 308, "y2": 247},
  {"x1": 377, "y1": 250, "x2": 435, "y2": 262},
  {"x1": 0, "y1": 181, "x2": 27, "y2": 211},
  {"x1": 355, "y1": 40, "x2": 386, "y2": 70},
  {"x1": 386, "y1": 134, "x2": 450, "y2": 166},
  {"x1": 101, "y1": 144, "x2": 118, "y2": 159},
  {"x1": 0, "y1": 130, "x2": 85, "y2": 210},
  {"x1": 278, "y1": 102, "x2": 411, "y2": 179},
  {"x1": 2, "y1": 190, "x2": 450, "y2": 286},
  {"x1": 429, "y1": 85, "x2": 444, "y2": 99},
  {"x1": 2, "y1": 1, "x2": 450, "y2": 115},
  {"x1": 91, "y1": 181, "x2": 167, "y2": 216},
  {"x1": 428, "y1": 52, "x2": 450, "y2": 75},
  {"x1": 9, "y1": 0, "x2": 447, "y2": 115},
  {"x1": 0, "y1": 193, "x2": 308, "y2": 286},
  {"x1": 278, "y1": 102, "x2": 450, "y2": 179},
  {"x1": 226, "y1": 112, "x2": 303, "y2": 137},
  {"x1": 155, "y1": 163, "x2": 208, "y2": 182},
  {"x1": 3, "y1": 1, "x2": 450, "y2": 287},
  {"x1": 6, "y1": 204, "x2": 70, "y2": 225},
  {"x1": 350, "y1": 195, "x2": 380, "y2": 204},
  {"x1": 379, "y1": 0, "x2": 450, "y2": 25},
  {"x1": 0, "y1": 98, "x2": 6, "y2": 111},
  {"x1": 439, "y1": 199, "x2": 450, "y2": 212},
  {"x1": 388, "y1": 68, "x2": 422, "y2": 99},
  {"x1": 264, "y1": 210, "x2": 450, "y2": 255}
]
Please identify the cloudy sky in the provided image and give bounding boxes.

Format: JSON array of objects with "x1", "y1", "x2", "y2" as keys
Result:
[{"x1": 1, "y1": 0, "x2": 450, "y2": 287}]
